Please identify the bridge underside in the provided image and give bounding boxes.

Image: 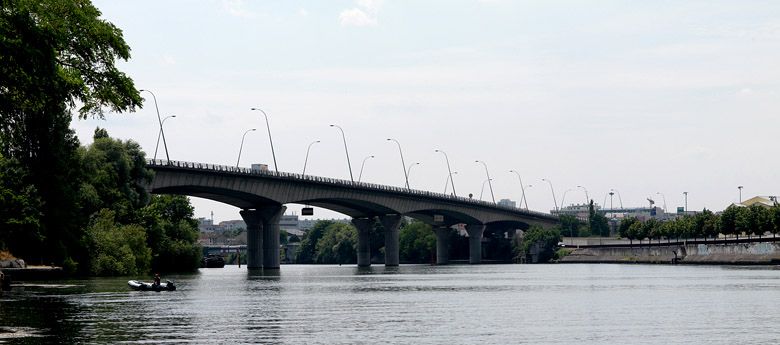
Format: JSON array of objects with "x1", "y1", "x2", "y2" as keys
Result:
[{"x1": 147, "y1": 164, "x2": 559, "y2": 268}]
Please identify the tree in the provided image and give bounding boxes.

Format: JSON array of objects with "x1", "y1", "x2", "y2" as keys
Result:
[
  {"x1": 0, "y1": 155, "x2": 42, "y2": 258},
  {"x1": 295, "y1": 220, "x2": 334, "y2": 263},
  {"x1": 618, "y1": 217, "x2": 638, "y2": 244},
  {"x1": 719, "y1": 206, "x2": 740, "y2": 239},
  {"x1": 84, "y1": 209, "x2": 151, "y2": 276},
  {"x1": 314, "y1": 223, "x2": 357, "y2": 264},
  {"x1": 559, "y1": 215, "x2": 581, "y2": 237},
  {"x1": 1, "y1": 0, "x2": 141, "y2": 266},
  {"x1": 519, "y1": 226, "x2": 561, "y2": 263},
  {"x1": 141, "y1": 195, "x2": 201, "y2": 272},
  {"x1": 398, "y1": 220, "x2": 435, "y2": 263},
  {"x1": 627, "y1": 221, "x2": 642, "y2": 245}
]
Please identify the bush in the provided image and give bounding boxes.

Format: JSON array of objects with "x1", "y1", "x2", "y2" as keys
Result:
[{"x1": 85, "y1": 209, "x2": 151, "y2": 276}]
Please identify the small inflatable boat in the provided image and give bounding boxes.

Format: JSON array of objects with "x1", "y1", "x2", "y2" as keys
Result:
[{"x1": 128, "y1": 280, "x2": 176, "y2": 291}]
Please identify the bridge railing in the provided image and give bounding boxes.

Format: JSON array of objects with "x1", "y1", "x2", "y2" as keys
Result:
[{"x1": 147, "y1": 159, "x2": 556, "y2": 220}]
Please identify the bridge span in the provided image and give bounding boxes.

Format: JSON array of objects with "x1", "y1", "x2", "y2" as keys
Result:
[{"x1": 145, "y1": 160, "x2": 559, "y2": 269}]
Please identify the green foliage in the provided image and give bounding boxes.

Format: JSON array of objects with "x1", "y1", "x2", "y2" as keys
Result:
[
  {"x1": 85, "y1": 209, "x2": 151, "y2": 276},
  {"x1": 618, "y1": 217, "x2": 639, "y2": 243},
  {"x1": 0, "y1": 0, "x2": 140, "y2": 267},
  {"x1": 559, "y1": 214, "x2": 581, "y2": 237},
  {"x1": 0, "y1": 155, "x2": 42, "y2": 257},
  {"x1": 314, "y1": 223, "x2": 357, "y2": 264},
  {"x1": 520, "y1": 226, "x2": 561, "y2": 263},
  {"x1": 399, "y1": 220, "x2": 435, "y2": 263},
  {"x1": 141, "y1": 195, "x2": 201, "y2": 272},
  {"x1": 588, "y1": 201, "x2": 610, "y2": 236},
  {"x1": 296, "y1": 220, "x2": 334, "y2": 263}
]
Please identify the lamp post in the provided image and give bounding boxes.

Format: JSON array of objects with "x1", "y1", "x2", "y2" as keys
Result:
[
  {"x1": 541, "y1": 178, "x2": 558, "y2": 212},
  {"x1": 406, "y1": 162, "x2": 421, "y2": 188},
  {"x1": 302, "y1": 140, "x2": 320, "y2": 175},
  {"x1": 140, "y1": 89, "x2": 170, "y2": 161},
  {"x1": 444, "y1": 171, "x2": 458, "y2": 194},
  {"x1": 154, "y1": 115, "x2": 176, "y2": 160},
  {"x1": 577, "y1": 185, "x2": 589, "y2": 205},
  {"x1": 656, "y1": 192, "x2": 667, "y2": 213},
  {"x1": 559, "y1": 188, "x2": 573, "y2": 211},
  {"x1": 738, "y1": 185, "x2": 743, "y2": 203},
  {"x1": 475, "y1": 160, "x2": 495, "y2": 203},
  {"x1": 683, "y1": 191, "x2": 688, "y2": 212},
  {"x1": 609, "y1": 191, "x2": 614, "y2": 210},
  {"x1": 611, "y1": 188, "x2": 624, "y2": 208},
  {"x1": 435, "y1": 149, "x2": 456, "y2": 197},
  {"x1": 236, "y1": 128, "x2": 256, "y2": 167},
  {"x1": 509, "y1": 170, "x2": 529, "y2": 210},
  {"x1": 387, "y1": 138, "x2": 409, "y2": 189},
  {"x1": 480, "y1": 178, "x2": 493, "y2": 201},
  {"x1": 250, "y1": 108, "x2": 278, "y2": 172},
  {"x1": 330, "y1": 125, "x2": 354, "y2": 183},
  {"x1": 524, "y1": 184, "x2": 533, "y2": 209},
  {"x1": 358, "y1": 155, "x2": 375, "y2": 182}
]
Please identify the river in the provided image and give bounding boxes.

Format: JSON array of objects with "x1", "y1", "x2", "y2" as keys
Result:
[{"x1": 1, "y1": 264, "x2": 779, "y2": 344}]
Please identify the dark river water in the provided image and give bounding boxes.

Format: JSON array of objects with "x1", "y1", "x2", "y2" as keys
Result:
[{"x1": 1, "y1": 264, "x2": 779, "y2": 344}]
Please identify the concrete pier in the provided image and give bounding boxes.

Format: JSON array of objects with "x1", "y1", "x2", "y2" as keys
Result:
[
  {"x1": 240, "y1": 209, "x2": 264, "y2": 269},
  {"x1": 435, "y1": 227, "x2": 450, "y2": 265},
  {"x1": 352, "y1": 218, "x2": 374, "y2": 267},
  {"x1": 240, "y1": 205, "x2": 285, "y2": 269},
  {"x1": 467, "y1": 224, "x2": 485, "y2": 264},
  {"x1": 380, "y1": 214, "x2": 402, "y2": 266}
]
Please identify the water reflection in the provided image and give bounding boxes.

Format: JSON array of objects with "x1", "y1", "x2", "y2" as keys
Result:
[{"x1": 2, "y1": 265, "x2": 780, "y2": 344}]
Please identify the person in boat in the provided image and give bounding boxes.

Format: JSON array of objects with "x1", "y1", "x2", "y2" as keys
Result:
[{"x1": 153, "y1": 273, "x2": 161, "y2": 287}]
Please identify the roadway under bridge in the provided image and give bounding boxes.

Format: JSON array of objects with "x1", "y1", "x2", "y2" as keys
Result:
[{"x1": 145, "y1": 160, "x2": 559, "y2": 269}]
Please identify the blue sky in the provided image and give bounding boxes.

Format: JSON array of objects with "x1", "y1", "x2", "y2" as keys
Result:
[{"x1": 74, "y1": 0, "x2": 780, "y2": 221}]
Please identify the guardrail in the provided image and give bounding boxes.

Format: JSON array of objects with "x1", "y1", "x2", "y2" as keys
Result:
[{"x1": 147, "y1": 159, "x2": 558, "y2": 221}]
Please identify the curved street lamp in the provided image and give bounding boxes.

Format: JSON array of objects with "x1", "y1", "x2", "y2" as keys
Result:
[
  {"x1": 140, "y1": 89, "x2": 170, "y2": 161},
  {"x1": 387, "y1": 138, "x2": 409, "y2": 189},
  {"x1": 577, "y1": 185, "x2": 589, "y2": 205},
  {"x1": 559, "y1": 188, "x2": 573, "y2": 210},
  {"x1": 509, "y1": 170, "x2": 529, "y2": 210},
  {"x1": 480, "y1": 178, "x2": 493, "y2": 201},
  {"x1": 541, "y1": 178, "x2": 558, "y2": 212},
  {"x1": 611, "y1": 188, "x2": 624, "y2": 208},
  {"x1": 406, "y1": 162, "x2": 421, "y2": 188},
  {"x1": 250, "y1": 108, "x2": 278, "y2": 172},
  {"x1": 302, "y1": 140, "x2": 320, "y2": 175},
  {"x1": 236, "y1": 128, "x2": 257, "y2": 167},
  {"x1": 475, "y1": 160, "x2": 495, "y2": 203},
  {"x1": 444, "y1": 171, "x2": 458, "y2": 194},
  {"x1": 656, "y1": 192, "x2": 667, "y2": 213},
  {"x1": 435, "y1": 149, "x2": 456, "y2": 197},
  {"x1": 154, "y1": 115, "x2": 176, "y2": 160},
  {"x1": 358, "y1": 155, "x2": 375, "y2": 182},
  {"x1": 330, "y1": 125, "x2": 354, "y2": 183}
]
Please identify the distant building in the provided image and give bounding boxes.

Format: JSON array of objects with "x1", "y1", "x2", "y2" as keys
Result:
[
  {"x1": 735, "y1": 196, "x2": 778, "y2": 208},
  {"x1": 251, "y1": 163, "x2": 269, "y2": 172},
  {"x1": 552, "y1": 203, "x2": 593, "y2": 221},
  {"x1": 497, "y1": 199, "x2": 516, "y2": 208}
]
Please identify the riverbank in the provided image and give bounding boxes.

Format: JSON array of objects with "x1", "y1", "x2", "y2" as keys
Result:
[{"x1": 560, "y1": 240, "x2": 780, "y2": 264}]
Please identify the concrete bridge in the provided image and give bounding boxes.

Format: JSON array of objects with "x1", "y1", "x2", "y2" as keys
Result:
[{"x1": 146, "y1": 160, "x2": 559, "y2": 269}]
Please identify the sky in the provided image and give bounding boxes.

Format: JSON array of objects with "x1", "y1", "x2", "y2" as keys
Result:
[{"x1": 73, "y1": 0, "x2": 780, "y2": 222}]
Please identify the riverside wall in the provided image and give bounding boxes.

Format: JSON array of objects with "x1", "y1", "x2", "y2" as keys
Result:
[{"x1": 561, "y1": 241, "x2": 780, "y2": 264}]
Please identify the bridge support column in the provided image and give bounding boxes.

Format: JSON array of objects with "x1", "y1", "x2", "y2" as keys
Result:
[
  {"x1": 240, "y1": 209, "x2": 264, "y2": 269},
  {"x1": 352, "y1": 218, "x2": 374, "y2": 267},
  {"x1": 379, "y1": 214, "x2": 402, "y2": 266},
  {"x1": 260, "y1": 205, "x2": 286, "y2": 269},
  {"x1": 435, "y1": 227, "x2": 450, "y2": 265},
  {"x1": 466, "y1": 224, "x2": 485, "y2": 264}
]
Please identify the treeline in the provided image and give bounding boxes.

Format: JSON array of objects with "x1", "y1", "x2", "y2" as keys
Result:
[
  {"x1": 1, "y1": 1, "x2": 200, "y2": 275},
  {"x1": 618, "y1": 204, "x2": 780, "y2": 245},
  {"x1": 1, "y1": 129, "x2": 201, "y2": 275},
  {"x1": 293, "y1": 219, "x2": 511, "y2": 264}
]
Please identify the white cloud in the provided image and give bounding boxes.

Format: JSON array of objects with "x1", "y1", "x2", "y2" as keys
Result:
[
  {"x1": 298, "y1": 8, "x2": 309, "y2": 18},
  {"x1": 221, "y1": 0, "x2": 254, "y2": 18},
  {"x1": 339, "y1": 0, "x2": 383, "y2": 27}
]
